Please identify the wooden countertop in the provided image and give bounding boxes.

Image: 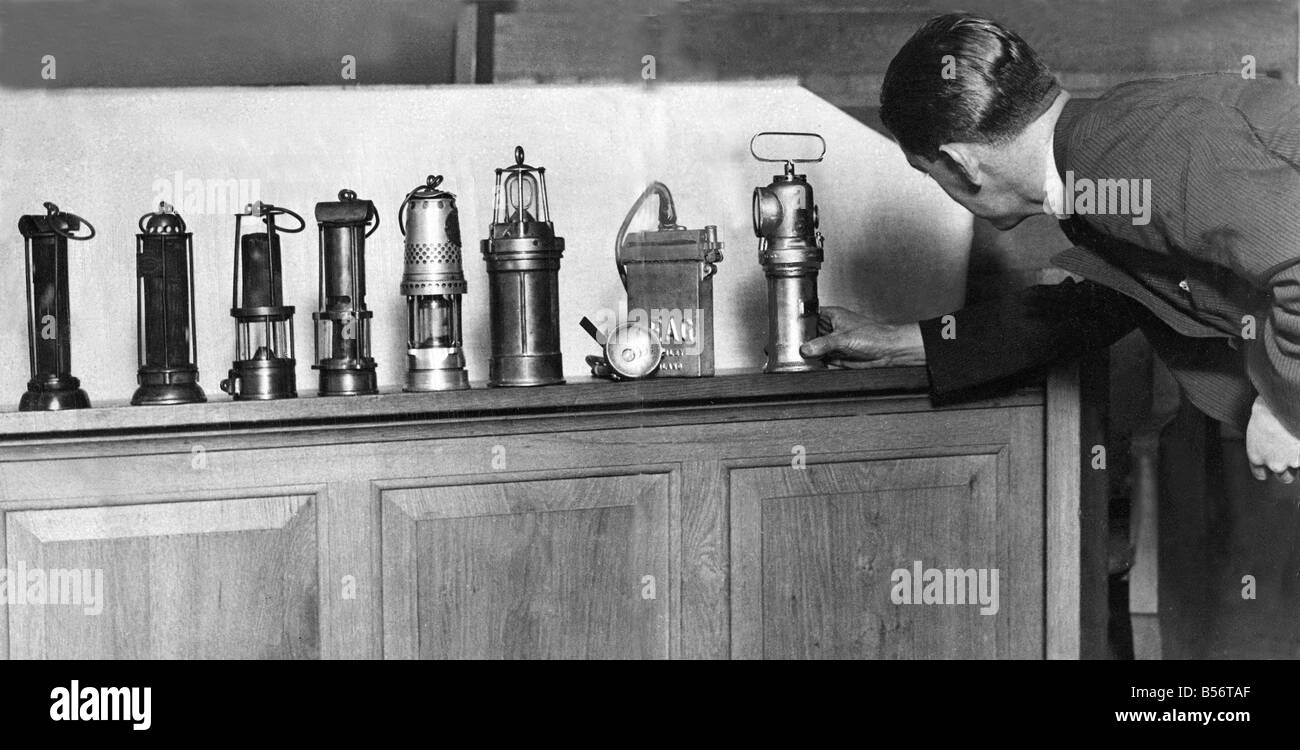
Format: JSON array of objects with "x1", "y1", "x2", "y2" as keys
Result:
[{"x1": 0, "y1": 367, "x2": 949, "y2": 439}]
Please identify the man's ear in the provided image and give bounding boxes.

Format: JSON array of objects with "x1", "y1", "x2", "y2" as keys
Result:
[{"x1": 937, "y1": 144, "x2": 983, "y2": 190}]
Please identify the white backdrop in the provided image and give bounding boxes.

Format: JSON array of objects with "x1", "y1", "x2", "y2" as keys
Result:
[{"x1": 0, "y1": 81, "x2": 972, "y2": 404}]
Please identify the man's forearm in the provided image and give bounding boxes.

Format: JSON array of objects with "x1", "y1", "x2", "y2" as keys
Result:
[{"x1": 919, "y1": 278, "x2": 1138, "y2": 404}]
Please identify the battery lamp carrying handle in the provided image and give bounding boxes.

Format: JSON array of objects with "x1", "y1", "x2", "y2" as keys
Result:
[
  {"x1": 749, "y1": 131, "x2": 826, "y2": 167},
  {"x1": 614, "y1": 181, "x2": 680, "y2": 287}
]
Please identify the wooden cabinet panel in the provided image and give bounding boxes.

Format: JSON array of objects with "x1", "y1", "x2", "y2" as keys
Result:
[
  {"x1": 0, "y1": 369, "x2": 1081, "y2": 660},
  {"x1": 382, "y1": 472, "x2": 671, "y2": 659},
  {"x1": 5, "y1": 495, "x2": 318, "y2": 659},
  {"x1": 729, "y1": 452, "x2": 1041, "y2": 659}
]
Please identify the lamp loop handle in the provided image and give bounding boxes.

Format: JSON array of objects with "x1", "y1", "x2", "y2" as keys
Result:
[
  {"x1": 397, "y1": 175, "x2": 446, "y2": 237},
  {"x1": 261, "y1": 204, "x2": 306, "y2": 234},
  {"x1": 337, "y1": 189, "x2": 380, "y2": 238},
  {"x1": 44, "y1": 202, "x2": 96, "y2": 241},
  {"x1": 364, "y1": 199, "x2": 380, "y2": 238}
]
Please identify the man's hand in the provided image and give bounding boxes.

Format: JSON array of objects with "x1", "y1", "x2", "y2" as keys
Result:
[
  {"x1": 816, "y1": 306, "x2": 875, "y2": 337},
  {"x1": 801, "y1": 306, "x2": 926, "y2": 368},
  {"x1": 1246, "y1": 395, "x2": 1300, "y2": 483}
]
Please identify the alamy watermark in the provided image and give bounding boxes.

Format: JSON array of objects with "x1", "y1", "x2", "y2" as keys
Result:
[
  {"x1": 890, "y1": 560, "x2": 999, "y2": 616},
  {"x1": 50, "y1": 680, "x2": 151, "y2": 731},
  {"x1": 0, "y1": 561, "x2": 104, "y2": 616},
  {"x1": 151, "y1": 170, "x2": 261, "y2": 216},
  {"x1": 1044, "y1": 170, "x2": 1152, "y2": 226}
]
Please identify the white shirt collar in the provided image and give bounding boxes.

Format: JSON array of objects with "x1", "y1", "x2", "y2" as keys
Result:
[{"x1": 1043, "y1": 128, "x2": 1069, "y2": 219}]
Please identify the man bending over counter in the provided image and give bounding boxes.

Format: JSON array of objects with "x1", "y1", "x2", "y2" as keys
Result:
[{"x1": 804, "y1": 13, "x2": 1300, "y2": 484}]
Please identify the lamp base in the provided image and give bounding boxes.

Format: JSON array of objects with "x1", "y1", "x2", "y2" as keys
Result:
[
  {"x1": 317, "y1": 367, "x2": 378, "y2": 397},
  {"x1": 222, "y1": 359, "x2": 298, "y2": 400},
  {"x1": 19, "y1": 376, "x2": 91, "y2": 411},
  {"x1": 405, "y1": 347, "x2": 469, "y2": 392},
  {"x1": 762, "y1": 358, "x2": 827, "y2": 374},
  {"x1": 487, "y1": 353, "x2": 565, "y2": 387},
  {"x1": 131, "y1": 381, "x2": 208, "y2": 406},
  {"x1": 405, "y1": 368, "x2": 470, "y2": 392}
]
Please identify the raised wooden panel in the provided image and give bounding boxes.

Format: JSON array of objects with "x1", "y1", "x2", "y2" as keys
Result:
[
  {"x1": 5, "y1": 495, "x2": 318, "y2": 659},
  {"x1": 730, "y1": 452, "x2": 1041, "y2": 659},
  {"x1": 382, "y1": 472, "x2": 671, "y2": 659},
  {"x1": 0, "y1": 366, "x2": 1067, "y2": 660}
]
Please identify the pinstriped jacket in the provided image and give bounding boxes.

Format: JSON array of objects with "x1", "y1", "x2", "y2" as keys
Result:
[{"x1": 921, "y1": 75, "x2": 1300, "y2": 433}]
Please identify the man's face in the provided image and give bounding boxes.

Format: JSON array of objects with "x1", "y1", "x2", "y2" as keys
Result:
[{"x1": 904, "y1": 150, "x2": 1031, "y2": 230}]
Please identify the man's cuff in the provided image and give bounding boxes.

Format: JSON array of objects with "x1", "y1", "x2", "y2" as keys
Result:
[
  {"x1": 1246, "y1": 342, "x2": 1300, "y2": 438},
  {"x1": 918, "y1": 313, "x2": 992, "y2": 405}
]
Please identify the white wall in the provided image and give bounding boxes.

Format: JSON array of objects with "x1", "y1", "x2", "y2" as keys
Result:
[{"x1": 0, "y1": 82, "x2": 972, "y2": 404}]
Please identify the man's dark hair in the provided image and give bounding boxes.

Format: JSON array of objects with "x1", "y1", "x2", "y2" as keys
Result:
[{"x1": 880, "y1": 13, "x2": 1058, "y2": 160}]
